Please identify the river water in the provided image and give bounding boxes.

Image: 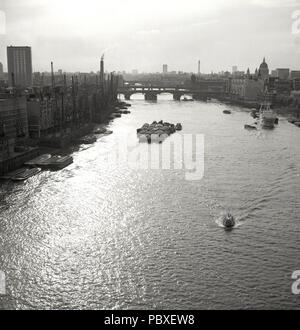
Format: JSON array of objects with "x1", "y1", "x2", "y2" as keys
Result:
[{"x1": 0, "y1": 94, "x2": 300, "y2": 310}]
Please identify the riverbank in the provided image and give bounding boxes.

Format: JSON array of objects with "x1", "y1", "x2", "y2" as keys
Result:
[
  {"x1": 220, "y1": 97, "x2": 259, "y2": 109},
  {"x1": 0, "y1": 147, "x2": 40, "y2": 176},
  {"x1": 0, "y1": 100, "x2": 131, "y2": 176},
  {"x1": 217, "y1": 96, "x2": 300, "y2": 120}
]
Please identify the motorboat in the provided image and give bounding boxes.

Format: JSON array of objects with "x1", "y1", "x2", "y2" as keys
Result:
[
  {"x1": 223, "y1": 213, "x2": 236, "y2": 228},
  {"x1": 223, "y1": 110, "x2": 232, "y2": 114},
  {"x1": 244, "y1": 124, "x2": 257, "y2": 130}
]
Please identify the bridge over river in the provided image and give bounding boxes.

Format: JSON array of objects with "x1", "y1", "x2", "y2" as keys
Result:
[{"x1": 118, "y1": 83, "x2": 226, "y2": 101}]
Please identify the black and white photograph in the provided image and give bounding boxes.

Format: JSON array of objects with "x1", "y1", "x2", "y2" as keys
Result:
[{"x1": 0, "y1": 0, "x2": 300, "y2": 315}]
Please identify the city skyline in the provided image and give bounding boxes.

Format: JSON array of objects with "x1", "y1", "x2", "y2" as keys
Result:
[{"x1": 0, "y1": 0, "x2": 300, "y2": 73}]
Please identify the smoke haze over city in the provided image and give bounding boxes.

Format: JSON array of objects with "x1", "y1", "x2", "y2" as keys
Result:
[{"x1": 1, "y1": 0, "x2": 300, "y2": 73}]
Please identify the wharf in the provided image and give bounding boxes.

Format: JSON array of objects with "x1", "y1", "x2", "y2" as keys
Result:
[{"x1": 0, "y1": 147, "x2": 40, "y2": 176}]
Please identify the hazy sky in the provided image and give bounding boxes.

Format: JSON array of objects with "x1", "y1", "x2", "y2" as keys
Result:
[{"x1": 1, "y1": 0, "x2": 300, "y2": 73}]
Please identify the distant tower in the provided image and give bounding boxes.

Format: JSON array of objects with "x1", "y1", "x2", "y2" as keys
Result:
[
  {"x1": 198, "y1": 60, "x2": 201, "y2": 75},
  {"x1": 0, "y1": 62, "x2": 3, "y2": 79},
  {"x1": 51, "y1": 61, "x2": 55, "y2": 88},
  {"x1": 163, "y1": 64, "x2": 168, "y2": 74},
  {"x1": 100, "y1": 54, "x2": 104, "y2": 86},
  {"x1": 232, "y1": 66, "x2": 238, "y2": 74},
  {"x1": 7, "y1": 46, "x2": 33, "y2": 87},
  {"x1": 246, "y1": 68, "x2": 250, "y2": 78}
]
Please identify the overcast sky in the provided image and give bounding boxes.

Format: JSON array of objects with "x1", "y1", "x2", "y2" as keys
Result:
[{"x1": 1, "y1": 0, "x2": 300, "y2": 73}]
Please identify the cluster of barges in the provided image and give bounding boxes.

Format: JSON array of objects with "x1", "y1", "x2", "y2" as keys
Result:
[{"x1": 137, "y1": 121, "x2": 182, "y2": 143}]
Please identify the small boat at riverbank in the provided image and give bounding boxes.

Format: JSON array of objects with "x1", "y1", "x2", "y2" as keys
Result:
[
  {"x1": 251, "y1": 109, "x2": 259, "y2": 119},
  {"x1": 244, "y1": 124, "x2": 257, "y2": 130},
  {"x1": 25, "y1": 154, "x2": 73, "y2": 171},
  {"x1": 42, "y1": 155, "x2": 73, "y2": 170},
  {"x1": 0, "y1": 167, "x2": 41, "y2": 181},
  {"x1": 11, "y1": 168, "x2": 41, "y2": 182},
  {"x1": 94, "y1": 127, "x2": 113, "y2": 135},
  {"x1": 223, "y1": 110, "x2": 232, "y2": 114},
  {"x1": 25, "y1": 154, "x2": 52, "y2": 166},
  {"x1": 182, "y1": 97, "x2": 194, "y2": 102},
  {"x1": 294, "y1": 122, "x2": 300, "y2": 127},
  {"x1": 109, "y1": 114, "x2": 119, "y2": 120},
  {"x1": 94, "y1": 127, "x2": 107, "y2": 135},
  {"x1": 79, "y1": 135, "x2": 97, "y2": 145},
  {"x1": 288, "y1": 118, "x2": 300, "y2": 127}
]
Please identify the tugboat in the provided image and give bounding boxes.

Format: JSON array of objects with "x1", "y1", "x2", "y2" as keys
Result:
[
  {"x1": 175, "y1": 123, "x2": 182, "y2": 131},
  {"x1": 222, "y1": 213, "x2": 236, "y2": 229},
  {"x1": 259, "y1": 102, "x2": 276, "y2": 129}
]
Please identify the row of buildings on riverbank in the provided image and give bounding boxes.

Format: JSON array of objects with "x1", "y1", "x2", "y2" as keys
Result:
[
  {"x1": 120, "y1": 58, "x2": 300, "y2": 107},
  {"x1": 184, "y1": 58, "x2": 300, "y2": 108},
  {"x1": 0, "y1": 47, "x2": 120, "y2": 172}
]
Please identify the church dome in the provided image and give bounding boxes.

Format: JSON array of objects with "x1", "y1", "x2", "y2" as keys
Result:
[
  {"x1": 258, "y1": 57, "x2": 269, "y2": 79},
  {"x1": 259, "y1": 57, "x2": 268, "y2": 70}
]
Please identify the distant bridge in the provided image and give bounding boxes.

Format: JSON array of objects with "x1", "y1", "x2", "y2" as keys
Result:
[{"x1": 118, "y1": 83, "x2": 225, "y2": 101}]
